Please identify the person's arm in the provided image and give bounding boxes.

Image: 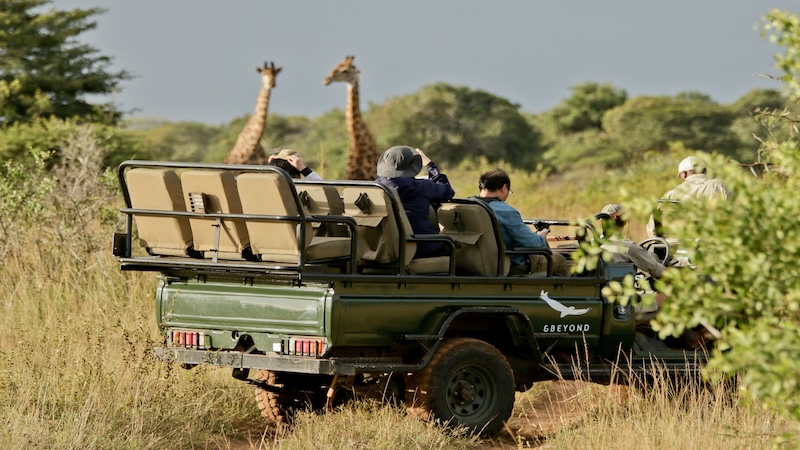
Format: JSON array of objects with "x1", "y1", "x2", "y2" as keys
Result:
[
  {"x1": 302, "y1": 169, "x2": 322, "y2": 181},
  {"x1": 415, "y1": 148, "x2": 454, "y2": 202},
  {"x1": 286, "y1": 155, "x2": 323, "y2": 180},
  {"x1": 626, "y1": 242, "x2": 665, "y2": 278},
  {"x1": 494, "y1": 206, "x2": 547, "y2": 248}
]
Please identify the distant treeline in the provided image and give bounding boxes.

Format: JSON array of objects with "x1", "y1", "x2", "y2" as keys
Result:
[
  {"x1": 0, "y1": 82, "x2": 792, "y2": 178},
  {"x1": 119, "y1": 82, "x2": 794, "y2": 178}
]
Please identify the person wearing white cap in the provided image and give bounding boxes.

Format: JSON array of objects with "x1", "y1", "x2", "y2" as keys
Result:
[
  {"x1": 646, "y1": 155, "x2": 731, "y2": 237},
  {"x1": 267, "y1": 149, "x2": 322, "y2": 180}
]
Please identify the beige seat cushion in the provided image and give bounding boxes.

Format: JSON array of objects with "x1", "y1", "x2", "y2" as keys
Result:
[
  {"x1": 180, "y1": 169, "x2": 250, "y2": 260},
  {"x1": 126, "y1": 168, "x2": 193, "y2": 257},
  {"x1": 238, "y1": 172, "x2": 350, "y2": 264},
  {"x1": 408, "y1": 256, "x2": 450, "y2": 274},
  {"x1": 343, "y1": 186, "x2": 398, "y2": 264},
  {"x1": 343, "y1": 185, "x2": 451, "y2": 274},
  {"x1": 297, "y1": 184, "x2": 348, "y2": 237},
  {"x1": 438, "y1": 202, "x2": 508, "y2": 276}
]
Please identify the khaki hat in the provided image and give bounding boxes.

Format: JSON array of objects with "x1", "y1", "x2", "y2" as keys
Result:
[
  {"x1": 600, "y1": 204, "x2": 623, "y2": 216},
  {"x1": 377, "y1": 146, "x2": 422, "y2": 178},
  {"x1": 274, "y1": 148, "x2": 301, "y2": 159}
]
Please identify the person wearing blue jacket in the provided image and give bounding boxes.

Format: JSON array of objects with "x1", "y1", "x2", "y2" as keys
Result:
[{"x1": 376, "y1": 145, "x2": 455, "y2": 258}]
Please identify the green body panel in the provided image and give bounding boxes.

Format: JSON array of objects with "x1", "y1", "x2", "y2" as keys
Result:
[
  {"x1": 330, "y1": 281, "x2": 605, "y2": 348},
  {"x1": 156, "y1": 266, "x2": 637, "y2": 360},
  {"x1": 158, "y1": 276, "x2": 332, "y2": 350}
]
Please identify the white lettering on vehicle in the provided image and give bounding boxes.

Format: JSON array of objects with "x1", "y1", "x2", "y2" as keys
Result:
[{"x1": 542, "y1": 323, "x2": 591, "y2": 333}]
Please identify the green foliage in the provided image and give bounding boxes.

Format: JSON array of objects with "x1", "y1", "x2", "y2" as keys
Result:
[
  {"x1": 542, "y1": 129, "x2": 621, "y2": 170},
  {"x1": 762, "y1": 9, "x2": 800, "y2": 100},
  {"x1": 0, "y1": 0, "x2": 130, "y2": 125},
  {"x1": 648, "y1": 150, "x2": 800, "y2": 419},
  {"x1": 368, "y1": 83, "x2": 544, "y2": 170},
  {"x1": 549, "y1": 82, "x2": 627, "y2": 133},
  {"x1": 286, "y1": 109, "x2": 350, "y2": 179},
  {"x1": 125, "y1": 118, "x2": 226, "y2": 162},
  {"x1": 729, "y1": 89, "x2": 794, "y2": 160},
  {"x1": 0, "y1": 148, "x2": 56, "y2": 260},
  {"x1": 731, "y1": 88, "x2": 787, "y2": 115},
  {"x1": 0, "y1": 116, "x2": 145, "y2": 166},
  {"x1": 602, "y1": 95, "x2": 744, "y2": 161}
]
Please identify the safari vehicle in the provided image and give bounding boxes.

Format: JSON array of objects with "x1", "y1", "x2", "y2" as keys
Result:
[{"x1": 113, "y1": 160, "x2": 705, "y2": 436}]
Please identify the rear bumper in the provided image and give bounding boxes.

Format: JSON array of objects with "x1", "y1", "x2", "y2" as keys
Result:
[{"x1": 153, "y1": 347, "x2": 356, "y2": 376}]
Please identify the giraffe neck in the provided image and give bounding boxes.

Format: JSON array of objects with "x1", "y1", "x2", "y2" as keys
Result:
[
  {"x1": 345, "y1": 81, "x2": 378, "y2": 180},
  {"x1": 226, "y1": 78, "x2": 272, "y2": 165}
]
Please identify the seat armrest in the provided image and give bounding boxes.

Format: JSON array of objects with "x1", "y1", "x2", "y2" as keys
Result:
[
  {"x1": 406, "y1": 234, "x2": 457, "y2": 275},
  {"x1": 307, "y1": 214, "x2": 360, "y2": 273}
]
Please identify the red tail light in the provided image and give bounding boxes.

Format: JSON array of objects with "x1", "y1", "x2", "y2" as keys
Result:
[
  {"x1": 285, "y1": 337, "x2": 326, "y2": 357},
  {"x1": 170, "y1": 330, "x2": 206, "y2": 349}
]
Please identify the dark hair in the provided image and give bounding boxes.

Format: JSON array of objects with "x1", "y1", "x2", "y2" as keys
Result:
[
  {"x1": 269, "y1": 158, "x2": 300, "y2": 178},
  {"x1": 478, "y1": 168, "x2": 510, "y2": 192}
]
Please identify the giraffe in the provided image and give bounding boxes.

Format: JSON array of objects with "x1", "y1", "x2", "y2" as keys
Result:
[
  {"x1": 322, "y1": 55, "x2": 378, "y2": 180},
  {"x1": 224, "y1": 61, "x2": 282, "y2": 165}
]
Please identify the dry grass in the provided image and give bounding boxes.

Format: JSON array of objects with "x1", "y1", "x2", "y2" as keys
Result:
[
  {"x1": 3, "y1": 243, "x2": 792, "y2": 449},
  {"x1": 0, "y1": 137, "x2": 796, "y2": 448}
]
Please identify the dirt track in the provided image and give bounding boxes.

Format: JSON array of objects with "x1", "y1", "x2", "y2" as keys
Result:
[{"x1": 225, "y1": 380, "x2": 618, "y2": 449}]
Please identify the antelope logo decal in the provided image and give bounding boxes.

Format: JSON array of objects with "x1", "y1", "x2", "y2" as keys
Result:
[{"x1": 540, "y1": 290, "x2": 592, "y2": 318}]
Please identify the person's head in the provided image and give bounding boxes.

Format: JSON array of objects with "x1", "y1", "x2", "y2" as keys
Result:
[
  {"x1": 478, "y1": 168, "x2": 512, "y2": 201},
  {"x1": 677, "y1": 156, "x2": 707, "y2": 180},
  {"x1": 269, "y1": 149, "x2": 301, "y2": 178},
  {"x1": 599, "y1": 203, "x2": 626, "y2": 231},
  {"x1": 377, "y1": 146, "x2": 422, "y2": 178}
]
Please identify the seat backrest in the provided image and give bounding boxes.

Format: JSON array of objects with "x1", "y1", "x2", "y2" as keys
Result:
[
  {"x1": 342, "y1": 185, "x2": 406, "y2": 265},
  {"x1": 237, "y1": 171, "x2": 312, "y2": 263},
  {"x1": 180, "y1": 169, "x2": 250, "y2": 260},
  {"x1": 296, "y1": 184, "x2": 348, "y2": 237},
  {"x1": 438, "y1": 201, "x2": 509, "y2": 276},
  {"x1": 126, "y1": 168, "x2": 194, "y2": 256}
]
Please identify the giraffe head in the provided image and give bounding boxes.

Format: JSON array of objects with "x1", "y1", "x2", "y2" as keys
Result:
[
  {"x1": 322, "y1": 55, "x2": 360, "y2": 85},
  {"x1": 256, "y1": 61, "x2": 283, "y2": 88}
]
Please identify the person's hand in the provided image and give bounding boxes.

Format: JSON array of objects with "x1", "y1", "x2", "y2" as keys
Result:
[
  {"x1": 537, "y1": 228, "x2": 550, "y2": 238},
  {"x1": 267, "y1": 155, "x2": 277, "y2": 163},
  {"x1": 286, "y1": 155, "x2": 307, "y2": 172},
  {"x1": 415, "y1": 148, "x2": 432, "y2": 166}
]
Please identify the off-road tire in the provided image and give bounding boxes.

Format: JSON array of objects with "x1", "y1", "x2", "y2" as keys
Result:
[
  {"x1": 253, "y1": 370, "x2": 327, "y2": 425},
  {"x1": 405, "y1": 338, "x2": 515, "y2": 436}
]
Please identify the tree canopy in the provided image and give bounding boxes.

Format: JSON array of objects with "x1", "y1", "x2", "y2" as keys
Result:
[
  {"x1": 367, "y1": 83, "x2": 545, "y2": 170},
  {"x1": 0, "y1": 0, "x2": 130, "y2": 126},
  {"x1": 549, "y1": 82, "x2": 627, "y2": 134},
  {"x1": 602, "y1": 95, "x2": 743, "y2": 161}
]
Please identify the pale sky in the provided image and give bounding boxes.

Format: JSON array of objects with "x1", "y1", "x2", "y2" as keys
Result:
[{"x1": 52, "y1": 1, "x2": 797, "y2": 125}]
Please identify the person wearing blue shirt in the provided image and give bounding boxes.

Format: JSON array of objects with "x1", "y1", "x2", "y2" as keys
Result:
[
  {"x1": 377, "y1": 145, "x2": 455, "y2": 258},
  {"x1": 477, "y1": 168, "x2": 569, "y2": 276}
]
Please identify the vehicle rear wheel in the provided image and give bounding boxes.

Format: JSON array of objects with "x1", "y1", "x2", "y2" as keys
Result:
[
  {"x1": 406, "y1": 338, "x2": 515, "y2": 436},
  {"x1": 253, "y1": 370, "x2": 327, "y2": 425}
]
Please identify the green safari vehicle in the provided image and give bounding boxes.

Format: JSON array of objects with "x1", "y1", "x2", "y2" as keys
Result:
[{"x1": 113, "y1": 161, "x2": 705, "y2": 436}]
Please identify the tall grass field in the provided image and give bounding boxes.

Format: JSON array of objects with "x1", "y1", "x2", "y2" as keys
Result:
[{"x1": 0, "y1": 138, "x2": 796, "y2": 448}]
